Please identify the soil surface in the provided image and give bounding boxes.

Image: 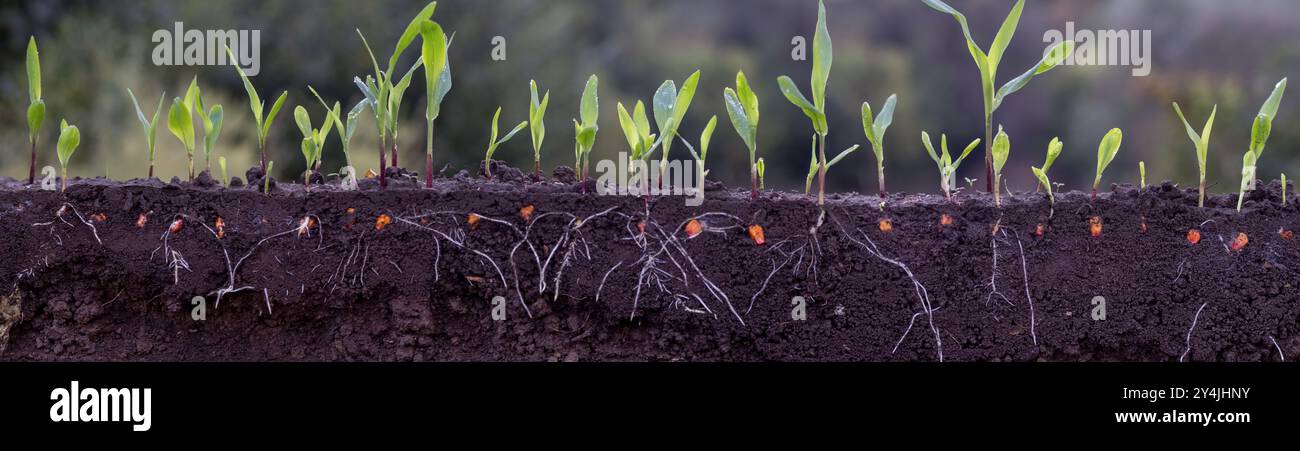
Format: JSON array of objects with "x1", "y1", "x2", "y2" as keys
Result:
[{"x1": 1, "y1": 165, "x2": 1297, "y2": 362}]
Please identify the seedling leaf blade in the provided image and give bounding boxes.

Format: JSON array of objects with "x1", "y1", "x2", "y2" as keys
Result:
[{"x1": 993, "y1": 40, "x2": 1075, "y2": 111}]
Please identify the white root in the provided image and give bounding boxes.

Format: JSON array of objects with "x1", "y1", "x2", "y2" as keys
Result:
[
  {"x1": 1016, "y1": 237, "x2": 1037, "y2": 348},
  {"x1": 1269, "y1": 336, "x2": 1285, "y2": 362},
  {"x1": 831, "y1": 213, "x2": 943, "y2": 362},
  {"x1": 1180, "y1": 302, "x2": 1209, "y2": 362}
]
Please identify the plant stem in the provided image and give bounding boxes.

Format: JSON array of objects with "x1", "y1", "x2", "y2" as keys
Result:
[
  {"x1": 259, "y1": 142, "x2": 267, "y2": 174},
  {"x1": 877, "y1": 160, "x2": 887, "y2": 198},
  {"x1": 1199, "y1": 179, "x2": 1205, "y2": 208},
  {"x1": 60, "y1": 166, "x2": 67, "y2": 193},
  {"x1": 750, "y1": 165, "x2": 758, "y2": 201},
  {"x1": 379, "y1": 135, "x2": 387, "y2": 190},
  {"x1": 28, "y1": 138, "x2": 37, "y2": 185},
  {"x1": 534, "y1": 159, "x2": 541, "y2": 183},
  {"x1": 390, "y1": 138, "x2": 398, "y2": 169},
  {"x1": 426, "y1": 120, "x2": 435, "y2": 188},
  {"x1": 984, "y1": 116, "x2": 993, "y2": 193},
  {"x1": 817, "y1": 133, "x2": 827, "y2": 207}
]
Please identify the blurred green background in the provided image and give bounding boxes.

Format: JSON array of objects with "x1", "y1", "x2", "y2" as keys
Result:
[{"x1": 2, "y1": 0, "x2": 1299, "y2": 195}]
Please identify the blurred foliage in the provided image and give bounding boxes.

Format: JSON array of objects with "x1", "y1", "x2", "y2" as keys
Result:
[{"x1": 3, "y1": 0, "x2": 1300, "y2": 194}]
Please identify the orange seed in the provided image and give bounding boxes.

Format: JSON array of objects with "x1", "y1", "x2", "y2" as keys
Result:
[
  {"x1": 878, "y1": 218, "x2": 894, "y2": 233},
  {"x1": 1088, "y1": 216, "x2": 1102, "y2": 238},
  {"x1": 1281, "y1": 229, "x2": 1294, "y2": 241},
  {"x1": 1231, "y1": 232, "x2": 1249, "y2": 251},
  {"x1": 1187, "y1": 229, "x2": 1201, "y2": 245},
  {"x1": 520, "y1": 204, "x2": 535, "y2": 221},
  {"x1": 684, "y1": 219, "x2": 702, "y2": 238},
  {"x1": 747, "y1": 224, "x2": 766, "y2": 246},
  {"x1": 375, "y1": 214, "x2": 392, "y2": 231},
  {"x1": 940, "y1": 214, "x2": 953, "y2": 226}
]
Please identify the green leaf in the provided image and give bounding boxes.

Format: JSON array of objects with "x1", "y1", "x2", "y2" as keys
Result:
[
  {"x1": 301, "y1": 138, "x2": 316, "y2": 169},
  {"x1": 617, "y1": 102, "x2": 640, "y2": 154},
  {"x1": 993, "y1": 40, "x2": 1075, "y2": 111},
  {"x1": 1251, "y1": 78, "x2": 1286, "y2": 158},
  {"x1": 736, "y1": 71, "x2": 759, "y2": 130},
  {"x1": 294, "y1": 105, "x2": 313, "y2": 138},
  {"x1": 1031, "y1": 166, "x2": 1052, "y2": 202},
  {"x1": 580, "y1": 75, "x2": 599, "y2": 127},
  {"x1": 861, "y1": 102, "x2": 876, "y2": 143},
  {"x1": 671, "y1": 70, "x2": 701, "y2": 132},
  {"x1": 499, "y1": 121, "x2": 528, "y2": 146},
  {"x1": 263, "y1": 91, "x2": 289, "y2": 143},
  {"x1": 390, "y1": 1, "x2": 439, "y2": 77},
  {"x1": 955, "y1": 138, "x2": 980, "y2": 167},
  {"x1": 419, "y1": 20, "x2": 448, "y2": 120},
  {"x1": 184, "y1": 77, "x2": 201, "y2": 114},
  {"x1": 632, "y1": 100, "x2": 650, "y2": 140},
  {"x1": 921, "y1": 0, "x2": 990, "y2": 76},
  {"x1": 26, "y1": 37, "x2": 40, "y2": 103},
  {"x1": 1043, "y1": 137, "x2": 1063, "y2": 173},
  {"x1": 810, "y1": 0, "x2": 832, "y2": 111},
  {"x1": 827, "y1": 145, "x2": 860, "y2": 168},
  {"x1": 228, "y1": 46, "x2": 263, "y2": 129},
  {"x1": 1094, "y1": 127, "x2": 1124, "y2": 188},
  {"x1": 921, "y1": 131, "x2": 942, "y2": 166},
  {"x1": 777, "y1": 76, "x2": 826, "y2": 135},
  {"x1": 56, "y1": 120, "x2": 79, "y2": 168},
  {"x1": 991, "y1": 127, "x2": 1010, "y2": 175},
  {"x1": 986, "y1": 0, "x2": 1025, "y2": 73},
  {"x1": 723, "y1": 88, "x2": 754, "y2": 152},
  {"x1": 167, "y1": 98, "x2": 195, "y2": 151},
  {"x1": 530, "y1": 80, "x2": 549, "y2": 153},
  {"x1": 207, "y1": 105, "x2": 224, "y2": 153},
  {"x1": 700, "y1": 115, "x2": 717, "y2": 159},
  {"x1": 872, "y1": 94, "x2": 897, "y2": 143},
  {"x1": 653, "y1": 80, "x2": 677, "y2": 135},
  {"x1": 27, "y1": 100, "x2": 45, "y2": 141}
]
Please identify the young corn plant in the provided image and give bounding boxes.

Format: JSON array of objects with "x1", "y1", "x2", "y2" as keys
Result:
[
  {"x1": 653, "y1": 70, "x2": 701, "y2": 185},
  {"x1": 55, "y1": 119, "x2": 80, "y2": 193},
  {"x1": 723, "y1": 70, "x2": 761, "y2": 200},
  {"x1": 573, "y1": 75, "x2": 600, "y2": 189},
  {"x1": 1139, "y1": 161, "x2": 1146, "y2": 188},
  {"x1": 482, "y1": 106, "x2": 528, "y2": 180},
  {"x1": 127, "y1": 89, "x2": 166, "y2": 179},
  {"x1": 26, "y1": 37, "x2": 44, "y2": 185},
  {"x1": 227, "y1": 46, "x2": 288, "y2": 174},
  {"x1": 922, "y1": 0, "x2": 1074, "y2": 192},
  {"x1": 1092, "y1": 128, "x2": 1124, "y2": 201},
  {"x1": 778, "y1": 0, "x2": 834, "y2": 206},
  {"x1": 680, "y1": 115, "x2": 718, "y2": 181},
  {"x1": 1243, "y1": 78, "x2": 1288, "y2": 196},
  {"x1": 1030, "y1": 137, "x2": 1062, "y2": 205},
  {"x1": 755, "y1": 158, "x2": 766, "y2": 190},
  {"x1": 218, "y1": 156, "x2": 228, "y2": 187},
  {"x1": 308, "y1": 86, "x2": 370, "y2": 173},
  {"x1": 419, "y1": 19, "x2": 452, "y2": 188},
  {"x1": 192, "y1": 86, "x2": 224, "y2": 173},
  {"x1": 293, "y1": 105, "x2": 334, "y2": 185},
  {"x1": 354, "y1": 1, "x2": 438, "y2": 188},
  {"x1": 861, "y1": 94, "x2": 898, "y2": 197},
  {"x1": 528, "y1": 80, "x2": 550, "y2": 181},
  {"x1": 1172, "y1": 102, "x2": 1217, "y2": 207},
  {"x1": 991, "y1": 127, "x2": 1010, "y2": 207},
  {"x1": 166, "y1": 89, "x2": 198, "y2": 181},
  {"x1": 921, "y1": 132, "x2": 980, "y2": 199},
  {"x1": 615, "y1": 100, "x2": 668, "y2": 191}
]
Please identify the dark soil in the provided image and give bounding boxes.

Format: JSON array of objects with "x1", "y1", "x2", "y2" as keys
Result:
[{"x1": 1, "y1": 167, "x2": 1297, "y2": 362}]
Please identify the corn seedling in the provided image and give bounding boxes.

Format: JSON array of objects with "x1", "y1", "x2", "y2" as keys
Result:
[
  {"x1": 354, "y1": 1, "x2": 438, "y2": 188},
  {"x1": 1030, "y1": 137, "x2": 1062, "y2": 205},
  {"x1": 803, "y1": 134, "x2": 860, "y2": 196},
  {"x1": 922, "y1": 0, "x2": 1074, "y2": 192},
  {"x1": 861, "y1": 94, "x2": 898, "y2": 197},
  {"x1": 55, "y1": 119, "x2": 79, "y2": 193},
  {"x1": 1093, "y1": 128, "x2": 1123, "y2": 201},
  {"x1": 723, "y1": 70, "x2": 761, "y2": 200},
  {"x1": 1239, "y1": 78, "x2": 1288, "y2": 211},
  {"x1": 573, "y1": 74, "x2": 600, "y2": 189},
  {"x1": 653, "y1": 70, "x2": 701, "y2": 185},
  {"x1": 616, "y1": 100, "x2": 669, "y2": 190},
  {"x1": 1284, "y1": 173, "x2": 1289, "y2": 207},
  {"x1": 26, "y1": 37, "x2": 44, "y2": 185},
  {"x1": 293, "y1": 105, "x2": 334, "y2": 185},
  {"x1": 1172, "y1": 102, "x2": 1217, "y2": 207},
  {"x1": 166, "y1": 84, "x2": 198, "y2": 181},
  {"x1": 922, "y1": 132, "x2": 980, "y2": 200},
  {"x1": 189, "y1": 81, "x2": 225, "y2": 172},
  {"x1": 528, "y1": 80, "x2": 550, "y2": 181},
  {"x1": 218, "y1": 156, "x2": 228, "y2": 187},
  {"x1": 420, "y1": 19, "x2": 451, "y2": 188},
  {"x1": 127, "y1": 89, "x2": 166, "y2": 179},
  {"x1": 991, "y1": 127, "x2": 1010, "y2": 207},
  {"x1": 680, "y1": 115, "x2": 718, "y2": 181},
  {"x1": 779, "y1": 0, "x2": 834, "y2": 206},
  {"x1": 308, "y1": 86, "x2": 370, "y2": 173},
  {"x1": 1139, "y1": 161, "x2": 1145, "y2": 188},
  {"x1": 755, "y1": 158, "x2": 766, "y2": 190},
  {"x1": 227, "y1": 46, "x2": 288, "y2": 174},
  {"x1": 482, "y1": 106, "x2": 528, "y2": 180}
]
